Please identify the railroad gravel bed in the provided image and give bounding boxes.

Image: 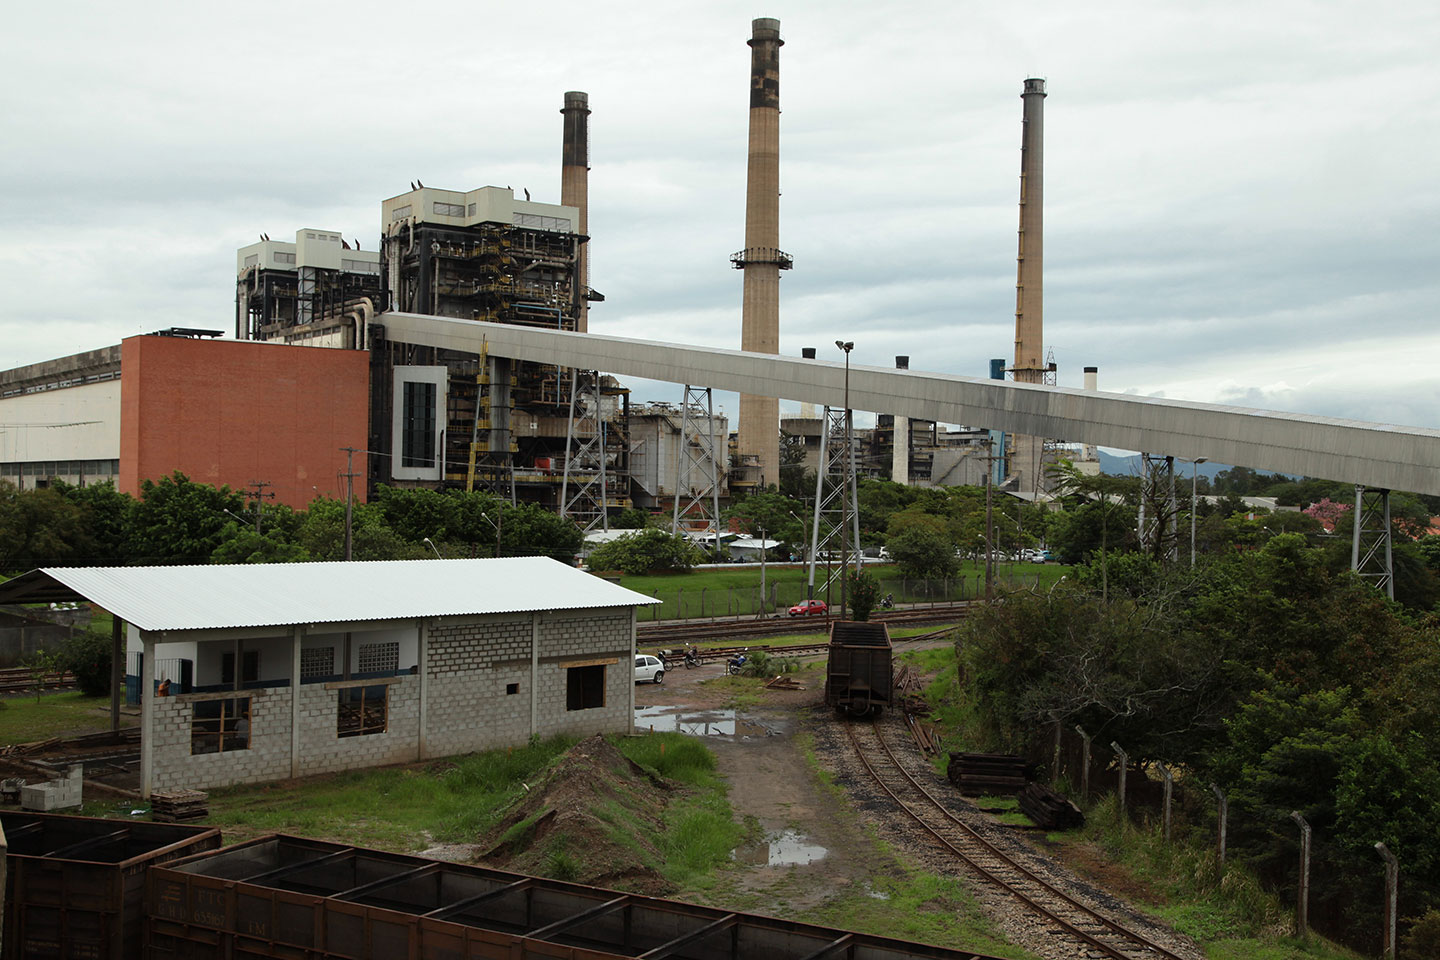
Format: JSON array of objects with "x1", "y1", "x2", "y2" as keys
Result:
[{"x1": 806, "y1": 706, "x2": 1205, "y2": 960}]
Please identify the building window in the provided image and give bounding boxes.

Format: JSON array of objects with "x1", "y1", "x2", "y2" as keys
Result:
[
  {"x1": 401, "y1": 380, "x2": 437, "y2": 469},
  {"x1": 338, "y1": 685, "x2": 388, "y2": 737},
  {"x1": 391, "y1": 204, "x2": 412, "y2": 221},
  {"x1": 191, "y1": 697, "x2": 250, "y2": 755},
  {"x1": 222, "y1": 650, "x2": 260, "y2": 686},
  {"x1": 467, "y1": 203, "x2": 476, "y2": 216},
  {"x1": 433, "y1": 201, "x2": 465, "y2": 217},
  {"x1": 300, "y1": 646, "x2": 335, "y2": 681},
  {"x1": 512, "y1": 213, "x2": 572, "y2": 233},
  {"x1": 243, "y1": 254, "x2": 258, "y2": 268},
  {"x1": 274, "y1": 251, "x2": 296, "y2": 265},
  {"x1": 566, "y1": 665, "x2": 605, "y2": 711},
  {"x1": 358, "y1": 641, "x2": 399, "y2": 675},
  {"x1": 341, "y1": 258, "x2": 379, "y2": 274},
  {"x1": 506, "y1": 682, "x2": 519, "y2": 695}
]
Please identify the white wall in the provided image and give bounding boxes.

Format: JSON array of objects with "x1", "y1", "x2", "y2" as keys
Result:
[{"x1": 0, "y1": 381, "x2": 119, "y2": 462}]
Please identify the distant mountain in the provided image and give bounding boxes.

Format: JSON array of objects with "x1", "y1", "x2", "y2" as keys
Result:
[{"x1": 1095, "y1": 451, "x2": 1297, "y2": 482}]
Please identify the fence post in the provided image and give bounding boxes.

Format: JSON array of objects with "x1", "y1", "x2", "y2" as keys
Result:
[
  {"x1": 1290, "y1": 811, "x2": 1311, "y2": 941},
  {"x1": 1156, "y1": 761, "x2": 1174, "y2": 842},
  {"x1": 701, "y1": 587, "x2": 707, "y2": 619},
  {"x1": 1111, "y1": 741, "x2": 1128, "y2": 823},
  {"x1": 1376, "y1": 842, "x2": 1398, "y2": 959},
  {"x1": 1075, "y1": 725, "x2": 1091, "y2": 800},
  {"x1": 1211, "y1": 783, "x2": 1228, "y2": 865},
  {"x1": 677, "y1": 588, "x2": 683, "y2": 620}
]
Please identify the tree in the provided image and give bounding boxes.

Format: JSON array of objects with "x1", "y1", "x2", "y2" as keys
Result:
[
  {"x1": 0, "y1": 482, "x2": 95, "y2": 573},
  {"x1": 297, "y1": 498, "x2": 425, "y2": 561},
  {"x1": 210, "y1": 527, "x2": 312, "y2": 564},
  {"x1": 54, "y1": 480, "x2": 132, "y2": 564},
  {"x1": 586, "y1": 528, "x2": 703, "y2": 575},
  {"x1": 847, "y1": 570, "x2": 881, "y2": 621},
  {"x1": 884, "y1": 512, "x2": 958, "y2": 580},
  {"x1": 610, "y1": 507, "x2": 653, "y2": 530},
  {"x1": 723, "y1": 490, "x2": 805, "y2": 546},
  {"x1": 496, "y1": 503, "x2": 584, "y2": 561},
  {"x1": 129, "y1": 472, "x2": 244, "y2": 563}
]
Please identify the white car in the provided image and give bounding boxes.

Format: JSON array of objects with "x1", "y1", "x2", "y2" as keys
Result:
[{"x1": 634, "y1": 655, "x2": 665, "y2": 684}]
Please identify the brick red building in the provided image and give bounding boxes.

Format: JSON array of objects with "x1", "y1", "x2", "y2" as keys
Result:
[{"x1": 119, "y1": 336, "x2": 369, "y2": 508}]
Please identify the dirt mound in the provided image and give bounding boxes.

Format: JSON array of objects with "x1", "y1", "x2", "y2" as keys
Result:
[{"x1": 480, "y1": 736, "x2": 679, "y2": 895}]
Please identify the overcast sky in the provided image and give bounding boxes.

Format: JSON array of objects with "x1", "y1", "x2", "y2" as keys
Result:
[{"x1": 4, "y1": 0, "x2": 1438, "y2": 437}]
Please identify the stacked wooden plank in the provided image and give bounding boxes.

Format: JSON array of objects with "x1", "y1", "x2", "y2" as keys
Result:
[
  {"x1": 151, "y1": 789, "x2": 209, "y2": 823},
  {"x1": 946, "y1": 752, "x2": 1034, "y2": 795},
  {"x1": 1018, "y1": 782, "x2": 1085, "y2": 830}
]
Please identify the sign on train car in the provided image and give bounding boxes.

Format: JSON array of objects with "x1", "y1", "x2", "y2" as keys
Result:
[{"x1": 825, "y1": 620, "x2": 893, "y2": 716}]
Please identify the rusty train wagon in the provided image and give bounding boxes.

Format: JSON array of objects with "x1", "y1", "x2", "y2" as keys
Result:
[
  {"x1": 1, "y1": 810, "x2": 221, "y2": 960},
  {"x1": 147, "y1": 834, "x2": 1015, "y2": 960},
  {"x1": 825, "y1": 621, "x2": 893, "y2": 716}
]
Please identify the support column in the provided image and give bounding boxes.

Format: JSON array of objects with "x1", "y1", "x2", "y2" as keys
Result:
[
  {"x1": 290, "y1": 626, "x2": 302, "y2": 780},
  {"x1": 628, "y1": 609, "x2": 638, "y2": 731},
  {"x1": 110, "y1": 616, "x2": 124, "y2": 734},
  {"x1": 417, "y1": 618, "x2": 429, "y2": 760},
  {"x1": 530, "y1": 613, "x2": 541, "y2": 740},
  {"x1": 140, "y1": 633, "x2": 155, "y2": 800}
]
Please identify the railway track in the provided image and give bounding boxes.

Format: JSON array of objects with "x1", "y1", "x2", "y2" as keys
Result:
[
  {"x1": 0, "y1": 666, "x2": 76, "y2": 696},
  {"x1": 637, "y1": 604, "x2": 971, "y2": 644},
  {"x1": 844, "y1": 718, "x2": 1191, "y2": 960}
]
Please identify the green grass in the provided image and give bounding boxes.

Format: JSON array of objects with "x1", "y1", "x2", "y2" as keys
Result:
[
  {"x1": 620, "y1": 564, "x2": 1063, "y2": 620},
  {"x1": 0, "y1": 691, "x2": 134, "y2": 744},
  {"x1": 203, "y1": 736, "x2": 579, "y2": 849},
  {"x1": 1052, "y1": 795, "x2": 1362, "y2": 960},
  {"x1": 806, "y1": 868, "x2": 1040, "y2": 959}
]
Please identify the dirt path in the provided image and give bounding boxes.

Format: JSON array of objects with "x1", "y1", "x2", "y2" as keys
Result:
[{"x1": 633, "y1": 656, "x2": 1201, "y2": 960}]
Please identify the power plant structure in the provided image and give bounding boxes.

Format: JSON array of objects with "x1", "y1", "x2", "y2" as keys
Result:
[
  {"x1": 733, "y1": 17, "x2": 790, "y2": 493},
  {"x1": 233, "y1": 94, "x2": 629, "y2": 520}
]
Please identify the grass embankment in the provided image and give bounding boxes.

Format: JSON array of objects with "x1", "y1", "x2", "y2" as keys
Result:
[
  {"x1": 904, "y1": 643, "x2": 1361, "y2": 960},
  {"x1": 619, "y1": 563, "x2": 1065, "y2": 621},
  {"x1": 0, "y1": 691, "x2": 134, "y2": 743},
  {"x1": 199, "y1": 732, "x2": 742, "y2": 892}
]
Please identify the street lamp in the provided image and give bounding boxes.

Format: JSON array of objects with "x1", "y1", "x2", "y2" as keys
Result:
[
  {"x1": 1188, "y1": 457, "x2": 1208, "y2": 567},
  {"x1": 836, "y1": 340, "x2": 854, "y2": 619},
  {"x1": 422, "y1": 537, "x2": 444, "y2": 559}
]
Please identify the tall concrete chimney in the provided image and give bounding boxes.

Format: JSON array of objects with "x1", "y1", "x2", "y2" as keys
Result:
[
  {"x1": 1013, "y1": 78, "x2": 1046, "y2": 381},
  {"x1": 892, "y1": 356, "x2": 910, "y2": 485},
  {"x1": 1008, "y1": 78, "x2": 1047, "y2": 494},
  {"x1": 561, "y1": 91, "x2": 591, "y2": 333},
  {"x1": 1082, "y1": 366, "x2": 1099, "y2": 463},
  {"x1": 736, "y1": 17, "x2": 789, "y2": 489}
]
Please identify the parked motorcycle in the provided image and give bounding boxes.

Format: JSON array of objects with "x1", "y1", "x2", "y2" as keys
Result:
[
  {"x1": 683, "y1": 647, "x2": 702, "y2": 669},
  {"x1": 879, "y1": 593, "x2": 894, "y2": 609},
  {"x1": 726, "y1": 654, "x2": 748, "y2": 676}
]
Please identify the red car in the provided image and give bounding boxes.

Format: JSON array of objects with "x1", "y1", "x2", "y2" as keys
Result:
[{"x1": 788, "y1": 599, "x2": 829, "y2": 617}]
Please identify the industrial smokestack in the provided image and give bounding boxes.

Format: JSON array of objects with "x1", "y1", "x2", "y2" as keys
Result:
[
  {"x1": 561, "y1": 91, "x2": 590, "y2": 333},
  {"x1": 1082, "y1": 366, "x2": 1099, "y2": 462},
  {"x1": 892, "y1": 356, "x2": 910, "y2": 485},
  {"x1": 736, "y1": 17, "x2": 789, "y2": 489},
  {"x1": 1013, "y1": 78, "x2": 1046, "y2": 381}
]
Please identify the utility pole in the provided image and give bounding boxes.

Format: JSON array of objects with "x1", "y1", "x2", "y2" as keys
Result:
[
  {"x1": 836, "y1": 340, "x2": 854, "y2": 619},
  {"x1": 985, "y1": 469, "x2": 995, "y2": 602},
  {"x1": 340, "y1": 447, "x2": 360, "y2": 561},
  {"x1": 245, "y1": 481, "x2": 275, "y2": 535}
]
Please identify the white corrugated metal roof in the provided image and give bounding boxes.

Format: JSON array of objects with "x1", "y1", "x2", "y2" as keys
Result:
[{"x1": 33, "y1": 557, "x2": 658, "y2": 633}]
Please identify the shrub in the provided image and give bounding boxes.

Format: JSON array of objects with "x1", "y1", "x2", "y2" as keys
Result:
[{"x1": 61, "y1": 630, "x2": 113, "y2": 697}]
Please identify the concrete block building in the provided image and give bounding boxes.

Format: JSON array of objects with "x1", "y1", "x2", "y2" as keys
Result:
[{"x1": 1, "y1": 558, "x2": 656, "y2": 797}]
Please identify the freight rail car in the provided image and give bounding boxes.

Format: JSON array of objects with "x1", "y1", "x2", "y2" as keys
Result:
[{"x1": 825, "y1": 620, "x2": 893, "y2": 716}]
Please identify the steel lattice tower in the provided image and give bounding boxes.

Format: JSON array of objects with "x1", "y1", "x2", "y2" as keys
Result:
[
  {"x1": 807, "y1": 406, "x2": 862, "y2": 600},
  {"x1": 671, "y1": 385, "x2": 723, "y2": 544}
]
